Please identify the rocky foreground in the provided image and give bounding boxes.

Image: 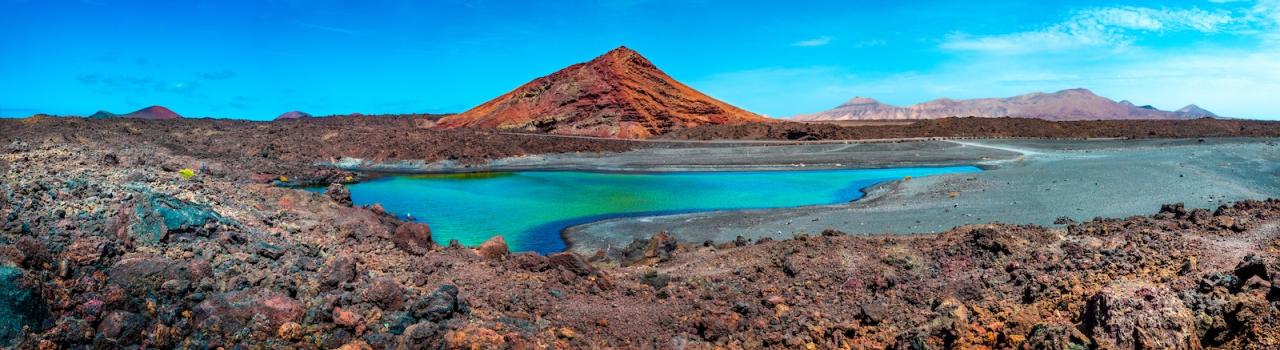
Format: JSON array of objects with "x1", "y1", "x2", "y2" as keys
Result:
[{"x1": 1, "y1": 118, "x2": 1279, "y2": 349}]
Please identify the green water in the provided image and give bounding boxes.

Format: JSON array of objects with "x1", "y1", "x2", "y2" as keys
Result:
[{"x1": 343, "y1": 167, "x2": 980, "y2": 253}]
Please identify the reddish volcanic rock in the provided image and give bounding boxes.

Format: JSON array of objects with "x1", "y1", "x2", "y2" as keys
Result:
[
  {"x1": 392, "y1": 222, "x2": 434, "y2": 255},
  {"x1": 120, "y1": 106, "x2": 182, "y2": 120},
  {"x1": 477, "y1": 236, "x2": 509, "y2": 260},
  {"x1": 436, "y1": 46, "x2": 772, "y2": 138},
  {"x1": 275, "y1": 111, "x2": 313, "y2": 120}
]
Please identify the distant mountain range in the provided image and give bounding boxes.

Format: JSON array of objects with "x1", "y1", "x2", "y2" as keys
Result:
[
  {"x1": 435, "y1": 46, "x2": 771, "y2": 139},
  {"x1": 88, "y1": 106, "x2": 183, "y2": 120},
  {"x1": 793, "y1": 89, "x2": 1218, "y2": 121}
]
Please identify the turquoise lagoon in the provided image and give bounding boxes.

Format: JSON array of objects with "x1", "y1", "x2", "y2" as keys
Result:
[{"x1": 341, "y1": 166, "x2": 980, "y2": 253}]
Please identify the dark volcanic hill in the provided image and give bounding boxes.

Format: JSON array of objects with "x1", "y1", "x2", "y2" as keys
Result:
[
  {"x1": 87, "y1": 111, "x2": 117, "y2": 119},
  {"x1": 88, "y1": 106, "x2": 183, "y2": 120},
  {"x1": 275, "y1": 111, "x2": 313, "y2": 120},
  {"x1": 435, "y1": 46, "x2": 772, "y2": 138},
  {"x1": 794, "y1": 89, "x2": 1214, "y2": 121}
]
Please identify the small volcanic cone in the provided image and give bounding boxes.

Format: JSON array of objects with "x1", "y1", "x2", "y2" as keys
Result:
[
  {"x1": 121, "y1": 106, "x2": 183, "y2": 120},
  {"x1": 1175, "y1": 104, "x2": 1217, "y2": 118},
  {"x1": 436, "y1": 46, "x2": 772, "y2": 138},
  {"x1": 275, "y1": 111, "x2": 313, "y2": 120},
  {"x1": 87, "y1": 110, "x2": 118, "y2": 119}
]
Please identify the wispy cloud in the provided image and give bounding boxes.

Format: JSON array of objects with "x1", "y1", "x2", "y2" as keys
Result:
[
  {"x1": 942, "y1": 6, "x2": 1236, "y2": 54},
  {"x1": 294, "y1": 20, "x2": 360, "y2": 35},
  {"x1": 793, "y1": 36, "x2": 833, "y2": 47},
  {"x1": 77, "y1": 73, "x2": 201, "y2": 96},
  {"x1": 697, "y1": 1, "x2": 1280, "y2": 120}
]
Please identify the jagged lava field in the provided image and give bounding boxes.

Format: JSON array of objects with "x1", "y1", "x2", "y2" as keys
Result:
[
  {"x1": 5, "y1": 46, "x2": 1280, "y2": 349},
  {"x1": 3, "y1": 113, "x2": 1280, "y2": 349}
]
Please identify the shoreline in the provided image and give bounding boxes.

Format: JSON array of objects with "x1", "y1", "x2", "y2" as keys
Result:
[
  {"x1": 318, "y1": 138, "x2": 1024, "y2": 175},
  {"x1": 337, "y1": 165, "x2": 982, "y2": 254},
  {"x1": 560, "y1": 137, "x2": 1280, "y2": 254}
]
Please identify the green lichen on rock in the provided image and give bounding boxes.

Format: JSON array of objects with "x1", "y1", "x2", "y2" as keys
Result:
[
  {"x1": 127, "y1": 188, "x2": 227, "y2": 245},
  {"x1": 0, "y1": 265, "x2": 47, "y2": 345}
]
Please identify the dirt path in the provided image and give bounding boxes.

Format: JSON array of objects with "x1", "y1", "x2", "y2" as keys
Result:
[{"x1": 947, "y1": 140, "x2": 1046, "y2": 156}]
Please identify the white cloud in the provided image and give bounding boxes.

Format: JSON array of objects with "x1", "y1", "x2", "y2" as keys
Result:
[
  {"x1": 693, "y1": 2, "x2": 1280, "y2": 119},
  {"x1": 941, "y1": 6, "x2": 1235, "y2": 54},
  {"x1": 793, "y1": 36, "x2": 833, "y2": 47},
  {"x1": 695, "y1": 45, "x2": 1280, "y2": 119}
]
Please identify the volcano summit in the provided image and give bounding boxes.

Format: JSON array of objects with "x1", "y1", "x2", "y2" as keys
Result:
[{"x1": 436, "y1": 47, "x2": 771, "y2": 139}]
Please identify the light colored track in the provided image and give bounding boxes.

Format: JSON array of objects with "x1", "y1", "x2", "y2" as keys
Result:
[{"x1": 946, "y1": 140, "x2": 1046, "y2": 156}]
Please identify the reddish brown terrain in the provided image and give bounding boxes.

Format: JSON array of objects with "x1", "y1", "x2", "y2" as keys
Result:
[
  {"x1": 0, "y1": 116, "x2": 639, "y2": 185},
  {"x1": 664, "y1": 117, "x2": 1280, "y2": 141},
  {"x1": 1, "y1": 120, "x2": 1279, "y2": 348},
  {"x1": 88, "y1": 105, "x2": 184, "y2": 120},
  {"x1": 793, "y1": 89, "x2": 1209, "y2": 121},
  {"x1": 2, "y1": 116, "x2": 1279, "y2": 349},
  {"x1": 435, "y1": 47, "x2": 773, "y2": 139}
]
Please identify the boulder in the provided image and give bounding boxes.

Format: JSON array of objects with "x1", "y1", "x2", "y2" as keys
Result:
[
  {"x1": 0, "y1": 266, "x2": 47, "y2": 346},
  {"x1": 325, "y1": 183, "x2": 353, "y2": 206},
  {"x1": 548, "y1": 252, "x2": 595, "y2": 276},
  {"x1": 400, "y1": 322, "x2": 445, "y2": 349},
  {"x1": 858, "y1": 301, "x2": 888, "y2": 325},
  {"x1": 621, "y1": 231, "x2": 677, "y2": 266},
  {"x1": 323, "y1": 255, "x2": 359, "y2": 287},
  {"x1": 477, "y1": 236, "x2": 509, "y2": 260},
  {"x1": 1082, "y1": 282, "x2": 1199, "y2": 350},
  {"x1": 410, "y1": 285, "x2": 461, "y2": 323},
  {"x1": 277, "y1": 321, "x2": 303, "y2": 341},
  {"x1": 1233, "y1": 254, "x2": 1268, "y2": 286},
  {"x1": 96, "y1": 310, "x2": 147, "y2": 344},
  {"x1": 392, "y1": 222, "x2": 434, "y2": 255},
  {"x1": 364, "y1": 277, "x2": 406, "y2": 310},
  {"x1": 106, "y1": 256, "x2": 206, "y2": 301},
  {"x1": 126, "y1": 189, "x2": 227, "y2": 245},
  {"x1": 928, "y1": 298, "x2": 969, "y2": 336}
]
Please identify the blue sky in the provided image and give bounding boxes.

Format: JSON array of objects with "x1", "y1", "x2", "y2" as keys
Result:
[{"x1": 2, "y1": 0, "x2": 1279, "y2": 120}]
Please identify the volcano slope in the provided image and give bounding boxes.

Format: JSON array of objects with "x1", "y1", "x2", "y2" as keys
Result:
[
  {"x1": 1, "y1": 119, "x2": 1279, "y2": 348},
  {"x1": 435, "y1": 47, "x2": 772, "y2": 138}
]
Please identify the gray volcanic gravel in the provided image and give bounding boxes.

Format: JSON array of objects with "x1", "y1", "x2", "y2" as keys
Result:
[{"x1": 565, "y1": 138, "x2": 1280, "y2": 254}]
